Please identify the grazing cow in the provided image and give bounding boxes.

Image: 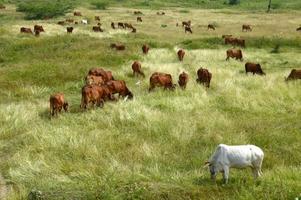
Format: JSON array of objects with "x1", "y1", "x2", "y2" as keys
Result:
[
  {"x1": 81, "y1": 19, "x2": 88, "y2": 25},
  {"x1": 95, "y1": 16, "x2": 100, "y2": 21},
  {"x1": 142, "y1": 44, "x2": 150, "y2": 54},
  {"x1": 58, "y1": 21, "x2": 65, "y2": 25},
  {"x1": 49, "y1": 93, "x2": 68, "y2": 116},
  {"x1": 149, "y1": 72, "x2": 176, "y2": 91},
  {"x1": 85, "y1": 75, "x2": 105, "y2": 86},
  {"x1": 185, "y1": 26, "x2": 192, "y2": 34},
  {"x1": 74, "y1": 11, "x2": 82, "y2": 16},
  {"x1": 34, "y1": 25, "x2": 44, "y2": 32},
  {"x1": 296, "y1": 27, "x2": 301, "y2": 31},
  {"x1": 137, "y1": 17, "x2": 142, "y2": 22},
  {"x1": 66, "y1": 19, "x2": 74, "y2": 23},
  {"x1": 205, "y1": 144, "x2": 264, "y2": 184},
  {"x1": 226, "y1": 49, "x2": 243, "y2": 61},
  {"x1": 118, "y1": 22, "x2": 125, "y2": 29},
  {"x1": 182, "y1": 20, "x2": 191, "y2": 27},
  {"x1": 196, "y1": 68, "x2": 212, "y2": 88},
  {"x1": 242, "y1": 24, "x2": 252, "y2": 32},
  {"x1": 132, "y1": 61, "x2": 145, "y2": 77},
  {"x1": 106, "y1": 80, "x2": 133, "y2": 99},
  {"x1": 134, "y1": 11, "x2": 143, "y2": 15},
  {"x1": 286, "y1": 69, "x2": 301, "y2": 81},
  {"x1": 66, "y1": 27, "x2": 74, "y2": 33},
  {"x1": 20, "y1": 27, "x2": 33, "y2": 34},
  {"x1": 245, "y1": 62, "x2": 265, "y2": 75},
  {"x1": 92, "y1": 26, "x2": 103, "y2": 32},
  {"x1": 178, "y1": 72, "x2": 189, "y2": 89},
  {"x1": 88, "y1": 68, "x2": 114, "y2": 82},
  {"x1": 208, "y1": 24, "x2": 215, "y2": 30},
  {"x1": 111, "y1": 22, "x2": 116, "y2": 29},
  {"x1": 177, "y1": 49, "x2": 185, "y2": 61},
  {"x1": 80, "y1": 85, "x2": 108, "y2": 109}
]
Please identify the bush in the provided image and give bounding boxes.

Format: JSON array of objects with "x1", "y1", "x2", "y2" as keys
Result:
[
  {"x1": 228, "y1": 0, "x2": 240, "y2": 5},
  {"x1": 16, "y1": 0, "x2": 75, "y2": 20},
  {"x1": 91, "y1": 1, "x2": 109, "y2": 10}
]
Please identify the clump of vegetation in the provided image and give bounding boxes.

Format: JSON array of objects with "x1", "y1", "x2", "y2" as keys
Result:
[
  {"x1": 228, "y1": 0, "x2": 240, "y2": 5},
  {"x1": 91, "y1": 0, "x2": 109, "y2": 10},
  {"x1": 16, "y1": 0, "x2": 75, "y2": 20}
]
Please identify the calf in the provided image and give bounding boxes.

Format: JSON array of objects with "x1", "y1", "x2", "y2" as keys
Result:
[
  {"x1": 106, "y1": 80, "x2": 133, "y2": 99},
  {"x1": 208, "y1": 24, "x2": 215, "y2": 30},
  {"x1": 95, "y1": 16, "x2": 100, "y2": 21},
  {"x1": 285, "y1": 69, "x2": 301, "y2": 81},
  {"x1": 242, "y1": 24, "x2": 252, "y2": 32},
  {"x1": 74, "y1": 11, "x2": 82, "y2": 16},
  {"x1": 66, "y1": 27, "x2": 74, "y2": 33},
  {"x1": 142, "y1": 44, "x2": 150, "y2": 54},
  {"x1": 245, "y1": 62, "x2": 265, "y2": 75},
  {"x1": 92, "y1": 26, "x2": 103, "y2": 32},
  {"x1": 49, "y1": 93, "x2": 68, "y2": 116},
  {"x1": 149, "y1": 72, "x2": 176, "y2": 91},
  {"x1": 132, "y1": 61, "x2": 145, "y2": 77},
  {"x1": 137, "y1": 17, "x2": 142, "y2": 22},
  {"x1": 178, "y1": 72, "x2": 189, "y2": 89},
  {"x1": 20, "y1": 27, "x2": 33, "y2": 34},
  {"x1": 177, "y1": 49, "x2": 185, "y2": 61},
  {"x1": 226, "y1": 49, "x2": 243, "y2": 61},
  {"x1": 196, "y1": 68, "x2": 212, "y2": 88},
  {"x1": 34, "y1": 25, "x2": 44, "y2": 32},
  {"x1": 111, "y1": 22, "x2": 116, "y2": 29},
  {"x1": 80, "y1": 85, "x2": 108, "y2": 109},
  {"x1": 185, "y1": 26, "x2": 192, "y2": 34},
  {"x1": 88, "y1": 68, "x2": 114, "y2": 82},
  {"x1": 85, "y1": 75, "x2": 105, "y2": 86},
  {"x1": 205, "y1": 144, "x2": 264, "y2": 184}
]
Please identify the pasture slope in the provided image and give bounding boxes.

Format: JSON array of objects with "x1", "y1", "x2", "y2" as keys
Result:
[{"x1": 0, "y1": 2, "x2": 301, "y2": 200}]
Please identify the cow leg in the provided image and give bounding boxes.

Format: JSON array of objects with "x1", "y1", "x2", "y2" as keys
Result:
[
  {"x1": 226, "y1": 56, "x2": 229, "y2": 61},
  {"x1": 222, "y1": 166, "x2": 229, "y2": 184}
]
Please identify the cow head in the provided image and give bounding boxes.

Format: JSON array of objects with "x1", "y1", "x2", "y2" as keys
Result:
[{"x1": 204, "y1": 161, "x2": 217, "y2": 180}]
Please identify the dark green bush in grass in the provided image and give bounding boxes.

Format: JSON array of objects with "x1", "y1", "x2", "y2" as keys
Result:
[
  {"x1": 16, "y1": 0, "x2": 75, "y2": 20},
  {"x1": 228, "y1": 0, "x2": 240, "y2": 5}
]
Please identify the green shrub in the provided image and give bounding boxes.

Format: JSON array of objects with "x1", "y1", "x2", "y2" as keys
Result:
[
  {"x1": 16, "y1": 0, "x2": 75, "y2": 20},
  {"x1": 91, "y1": 0, "x2": 109, "y2": 10},
  {"x1": 228, "y1": 0, "x2": 240, "y2": 5}
]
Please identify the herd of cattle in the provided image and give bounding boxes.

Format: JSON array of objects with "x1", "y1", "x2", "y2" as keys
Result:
[{"x1": 11, "y1": 7, "x2": 301, "y2": 183}]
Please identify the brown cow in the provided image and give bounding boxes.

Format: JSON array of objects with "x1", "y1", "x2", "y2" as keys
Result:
[
  {"x1": 85, "y1": 75, "x2": 105, "y2": 86},
  {"x1": 226, "y1": 49, "x2": 243, "y2": 61},
  {"x1": 196, "y1": 68, "x2": 212, "y2": 88},
  {"x1": 245, "y1": 62, "x2": 265, "y2": 75},
  {"x1": 149, "y1": 72, "x2": 176, "y2": 91},
  {"x1": 178, "y1": 72, "x2": 189, "y2": 89},
  {"x1": 296, "y1": 27, "x2": 301, "y2": 31},
  {"x1": 185, "y1": 26, "x2": 192, "y2": 34},
  {"x1": 92, "y1": 26, "x2": 103, "y2": 32},
  {"x1": 142, "y1": 44, "x2": 150, "y2": 54},
  {"x1": 58, "y1": 21, "x2": 65, "y2": 25},
  {"x1": 80, "y1": 85, "x2": 108, "y2": 109},
  {"x1": 74, "y1": 11, "x2": 82, "y2": 16},
  {"x1": 95, "y1": 16, "x2": 100, "y2": 21},
  {"x1": 67, "y1": 27, "x2": 74, "y2": 33},
  {"x1": 286, "y1": 69, "x2": 301, "y2": 81},
  {"x1": 34, "y1": 25, "x2": 44, "y2": 32},
  {"x1": 20, "y1": 27, "x2": 33, "y2": 34},
  {"x1": 88, "y1": 68, "x2": 114, "y2": 82},
  {"x1": 242, "y1": 24, "x2": 252, "y2": 32},
  {"x1": 49, "y1": 93, "x2": 68, "y2": 116},
  {"x1": 118, "y1": 22, "x2": 125, "y2": 29},
  {"x1": 106, "y1": 80, "x2": 133, "y2": 99},
  {"x1": 111, "y1": 22, "x2": 116, "y2": 29},
  {"x1": 177, "y1": 49, "x2": 185, "y2": 61},
  {"x1": 132, "y1": 61, "x2": 145, "y2": 77},
  {"x1": 208, "y1": 24, "x2": 215, "y2": 30},
  {"x1": 137, "y1": 17, "x2": 142, "y2": 22},
  {"x1": 182, "y1": 21, "x2": 191, "y2": 27}
]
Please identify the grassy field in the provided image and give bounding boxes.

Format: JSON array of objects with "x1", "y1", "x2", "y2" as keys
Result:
[{"x1": 0, "y1": 2, "x2": 301, "y2": 200}]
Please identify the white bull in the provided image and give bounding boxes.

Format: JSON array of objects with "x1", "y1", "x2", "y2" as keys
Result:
[{"x1": 205, "y1": 144, "x2": 264, "y2": 184}]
